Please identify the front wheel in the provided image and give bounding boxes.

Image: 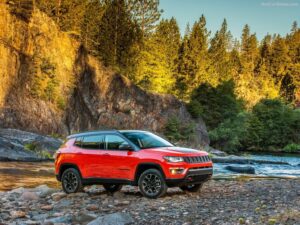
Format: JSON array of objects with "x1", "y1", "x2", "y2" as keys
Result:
[
  {"x1": 180, "y1": 183, "x2": 203, "y2": 192},
  {"x1": 103, "y1": 184, "x2": 123, "y2": 193},
  {"x1": 138, "y1": 169, "x2": 167, "y2": 199},
  {"x1": 61, "y1": 168, "x2": 83, "y2": 194}
]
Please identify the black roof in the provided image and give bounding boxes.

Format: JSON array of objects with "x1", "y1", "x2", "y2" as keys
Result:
[
  {"x1": 67, "y1": 129, "x2": 149, "y2": 139},
  {"x1": 67, "y1": 129, "x2": 118, "y2": 139}
]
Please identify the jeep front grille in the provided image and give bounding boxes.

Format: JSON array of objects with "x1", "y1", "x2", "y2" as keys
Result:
[{"x1": 184, "y1": 155, "x2": 211, "y2": 164}]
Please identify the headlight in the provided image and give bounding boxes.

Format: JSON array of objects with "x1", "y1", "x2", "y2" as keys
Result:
[{"x1": 164, "y1": 156, "x2": 184, "y2": 163}]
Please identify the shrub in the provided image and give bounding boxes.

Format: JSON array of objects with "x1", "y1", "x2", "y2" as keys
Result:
[
  {"x1": 40, "y1": 58, "x2": 56, "y2": 77},
  {"x1": 24, "y1": 142, "x2": 38, "y2": 151},
  {"x1": 56, "y1": 96, "x2": 66, "y2": 110},
  {"x1": 164, "y1": 116, "x2": 196, "y2": 142},
  {"x1": 187, "y1": 100, "x2": 203, "y2": 119},
  {"x1": 251, "y1": 99, "x2": 300, "y2": 149},
  {"x1": 189, "y1": 80, "x2": 244, "y2": 129},
  {"x1": 209, "y1": 113, "x2": 250, "y2": 153},
  {"x1": 283, "y1": 143, "x2": 300, "y2": 153}
]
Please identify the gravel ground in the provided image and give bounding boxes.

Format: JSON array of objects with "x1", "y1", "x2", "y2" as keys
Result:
[{"x1": 0, "y1": 179, "x2": 299, "y2": 225}]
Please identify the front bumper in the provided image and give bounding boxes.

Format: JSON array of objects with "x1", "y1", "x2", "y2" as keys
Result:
[{"x1": 166, "y1": 167, "x2": 213, "y2": 187}]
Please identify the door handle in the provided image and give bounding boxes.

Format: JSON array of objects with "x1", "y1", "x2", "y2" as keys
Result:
[{"x1": 103, "y1": 153, "x2": 110, "y2": 156}]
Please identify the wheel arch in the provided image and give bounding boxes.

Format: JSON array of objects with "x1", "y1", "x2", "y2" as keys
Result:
[
  {"x1": 134, "y1": 163, "x2": 165, "y2": 185},
  {"x1": 58, "y1": 163, "x2": 82, "y2": 181}
]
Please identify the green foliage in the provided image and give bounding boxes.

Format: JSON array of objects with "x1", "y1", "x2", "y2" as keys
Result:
[
  {"x1": 187, "y1": 100, "x2": 203, "y2": 119},
  {"x1": 39, "y1": 151, "x2": 52, "y2": 159},
  {"x1": 36, "y1": 0, "x2": 88, "y2": 33},
  {"x1": 135, "y1": 18, "x2": 180, "y2": 93},
  {"x1": 40, "y1": 58, "x2": 56, "y2": 77},
  {"x1": 31, "y1": 1, "x2": 300, "y2": 152},
  {"x1": 127, "y1": 0, "x2": 163, "y2": 37},
  {"x1": 283, "y1": 143, "x2": 300, "y2": 153},
  {"x1": 209, "y1": 113, "x2": 250, "y2": 152},
  {"x1": 164, "y1": 117, "x2": 196, "y2": 142},
  {"x1": 24, "y1": 142, "x2": 38, "y2": 151},
  {"x1": 56, "y1": 96, "x2": 66, "y2": 110},
  {"x1": 98, "y1": 0, "x2": 141, "y2": 74},
  {"x1": 209, "y1": 19, "x2": 232, "y2": 82},
  {"x1": 24, "y1": 142, "x2": 52, "y2": 159},
  {"x1": 44, "y1": 77, "x2": 59, "y2": 102},
  {"x1": 209, "y1": 99, "x2": 300, "y2": 152},
  {"x1": 189, "y1": 80, "x2": 244, "y2": 129},
  {"x1": 176, "y1": 15, "x2": 210, "y2": 99},
  {"x1": 250, "y1": 99, "x2": 300, "y2": 149}
]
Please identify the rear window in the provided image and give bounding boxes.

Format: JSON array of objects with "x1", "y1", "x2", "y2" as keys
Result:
[{"x1": 75, "y1": 135, "x2": 105, "y2": 149}]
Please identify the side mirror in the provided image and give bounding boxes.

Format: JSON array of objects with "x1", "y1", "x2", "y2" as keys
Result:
[{"x1": 119, "y1": 143, "x2": 133, "y2": 151}]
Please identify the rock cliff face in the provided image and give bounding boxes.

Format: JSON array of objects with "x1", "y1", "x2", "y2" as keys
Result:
[{"x1": 0, "y1": 1, "x2": 209, "y2": 147}]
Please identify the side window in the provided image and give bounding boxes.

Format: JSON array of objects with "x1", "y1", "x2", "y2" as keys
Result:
[
  {"x1": 81, "y1": 135, "x2": 105, "y2": 149},
  {"x1": 105, "y1": 135, "x2": 129, "y2": 150},
  {"x1": 74, "y1": 137, "x2": 82, "y2": 147}
]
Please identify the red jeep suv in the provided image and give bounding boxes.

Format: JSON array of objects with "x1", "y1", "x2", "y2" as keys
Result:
[{"x1": 55, "y1": 130, "x2": 213, "y2": 198}]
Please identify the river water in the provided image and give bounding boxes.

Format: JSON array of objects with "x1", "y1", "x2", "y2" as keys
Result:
[
  {"x1": 214, "y1": 153, "x2": 300, "y2": 178},
  {"x1": 0, "y1": 154, "x2": 299, "y2": 191}
]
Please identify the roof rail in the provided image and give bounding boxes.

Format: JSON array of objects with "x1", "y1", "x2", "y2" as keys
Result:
[{"x1": 67, "y1": 129, "x2": 118, "y2": 139}]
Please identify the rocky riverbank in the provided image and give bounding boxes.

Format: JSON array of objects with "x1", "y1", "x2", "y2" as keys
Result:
[
  {"x1": 0, "y1": 129, "x2": 62, "y2": 161},
  {"x1": 0, "y1": 179, "x2": 299, "y2": 225}
]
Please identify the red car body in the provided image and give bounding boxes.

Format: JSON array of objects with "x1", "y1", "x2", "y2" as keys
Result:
[{"x1": 55, "y1": 130, "x2": 213, "y2": 197}]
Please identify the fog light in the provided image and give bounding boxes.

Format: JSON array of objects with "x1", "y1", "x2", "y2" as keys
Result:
[{"x1": 170, "y1": 167, "x2": 185, "y2": 175}]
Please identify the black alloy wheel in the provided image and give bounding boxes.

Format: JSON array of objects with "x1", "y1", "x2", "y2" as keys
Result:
[
  {"x1": 138, "y1": 169, "x2": 167, "y2": 199},
  {"x1": 61, "y1": 168, "x2": 83, "y2": 193}
]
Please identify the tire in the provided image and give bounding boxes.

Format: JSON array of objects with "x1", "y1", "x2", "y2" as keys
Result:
[
  {"x1": 180, "y1": 183, "x2": 203, "y2": 192},
  {"x1": 61, "y1": 168, "x2": 83, "y2": 194},
  {"x1": 103, "y1": 184, "x2": 123, "y2": 193},
  {"x1": 138, "y1": 169, "x2": 167, "y2": 199}
]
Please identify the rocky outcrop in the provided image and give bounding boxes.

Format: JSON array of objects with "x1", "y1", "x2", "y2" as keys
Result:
[
  {"x1": 225, "y1": 165, "x2": 255, "y2": 174},
  {"x1": 0, "y1": 1, "x2": 209, "y2": 147},
  {"x1": 0, "y1": 128, "x2": 62, "y2": 161}
]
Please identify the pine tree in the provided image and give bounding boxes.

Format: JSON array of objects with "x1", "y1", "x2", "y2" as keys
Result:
[
  {"x1": 177, "y1": 15, "x2": 210, "y2": 99},
  {"x1": 209, "y1": 19, "x2": 232, "y2": 82},
  {"x1": 98, "y1": 0, "x2": 141, "y2": 73},
  {"x1": 285, "y1": 22, "x2": 300, "y2": 104},
  {"x1": 269, "y1": 35, "x2": 290, "y2": 82},
  {"x1": 127, "y1": 0, "x2": 163, "y2": 37},
  {"x1": 156, "y1": 18, "x2": 181, "y2": 82},
  {"x1": 36, "y1": 0, "x2": 88, "y2": 33},
  {"x1": 241, "y1": 25, "x2": 259, "y2": 72},
  {"x1": 80, "y1": 0, "x2": 105, "y2": 56},
  {"x1": 135, "y1": 18, "x2": 180, "y2": 94},
  {"x1": 235, "y1": 25, "x2": 260, "y2": 107},
  {"x1": 228, "y1": 42, "x2": 242, "y2": 79}
]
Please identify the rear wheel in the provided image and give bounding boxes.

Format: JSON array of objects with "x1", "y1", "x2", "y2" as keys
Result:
[
  {"x1": 180, "y1": 183, "x2": 203, "y2": 192},
  {"x1": 138, "y1": 169, "x2": 167, "y2": 199},
  {"x1": 103, "y1": 184, "x2": 123, "y2": 193},
  {"x1": 61, "y1": 168, "x2": 83, "y2": 194}
]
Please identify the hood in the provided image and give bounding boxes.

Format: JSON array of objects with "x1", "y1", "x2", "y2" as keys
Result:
[{"x1": 149, "y1": 146, "x2": 207, "y2": 155}]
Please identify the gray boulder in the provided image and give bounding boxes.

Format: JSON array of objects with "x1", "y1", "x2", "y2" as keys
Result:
[
  {"x1": 208, "y1": 147, "x2": 227, "y2": 156},
  {"x1": 225, "y1": 165, "x2": 255, "y2": 174},
  {"x1": 87, "y1": 213, "x2": 134, "y2": 225}
]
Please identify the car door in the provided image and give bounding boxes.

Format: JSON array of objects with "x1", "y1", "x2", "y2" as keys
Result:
[
  {"x1": 103, "y1": 134, "x2": 138, "y2": 180},
  {"x1": 78, "y1": 134, "x2": 107, "y2": 178}
]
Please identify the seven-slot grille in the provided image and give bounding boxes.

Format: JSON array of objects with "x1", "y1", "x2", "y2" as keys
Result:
[{"x1": 184, "y1": 155, "x2": 210, "y2": 164}]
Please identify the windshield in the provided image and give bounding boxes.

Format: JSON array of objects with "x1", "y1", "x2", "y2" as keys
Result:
[{"x1": 121, "y1": 131, "x2": 174, "y2": 149}]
